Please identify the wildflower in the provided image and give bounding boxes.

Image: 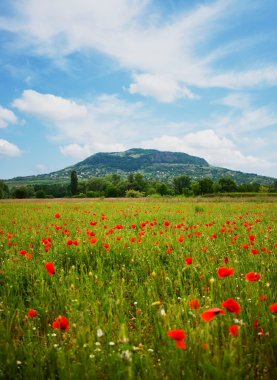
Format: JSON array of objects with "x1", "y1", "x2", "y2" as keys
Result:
[
  {"x1": 45, "y1": 262, "x2": 55, "y2": 275},
  {"x1": 52, "y1": 316, "x2": 70, "y2": 331},
  {"x1": 90, "y1": 237, "x2": 98, "y2": 244},
  {"x1": 246, "y1": 272, "x2": 261, "y2": 282},
  {"x1": 167, "y1": 329, "x2": 187, "y2": 349},
  {"x1": 185, "y1": 257, "x2": 192, "y2": 265},
  {"x1": 97, "y1": 328, "x2": 104, "y2": 337},
  {"x1": 201, "y1": 308, "x2": 225, "y2": 322},
  {"x1": 229, "y1": 325, "x2": 239, "y2": 337},
  {"x1": 269, "y1": 303, "x2": 277, "y2": 313},
  {"x1": 27, "y1": 309, "x2": 39, "y2": 318},
  {"x1": 217, "y1": 267, "x2": 235, "y2": 278},
  {"x1": 248, "y1": 235, "x2": 255, "y2": 242},
  {"x1": 121, "y1": 350, "x2": 132, "y2": 362},
  {"x1": 189, "y1": 299, "x2": 200, "y2": 310},
  {"x1": 222, "y1": 298, "x2": 241, "y2": 314},
  {"x1": 55, "y1": 213, "x2": 61, "y2": 219}
]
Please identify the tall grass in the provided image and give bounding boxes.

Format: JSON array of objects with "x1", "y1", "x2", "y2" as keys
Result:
[{"x1": 0, "y1": 199, "x2": 276, "y2": 379}]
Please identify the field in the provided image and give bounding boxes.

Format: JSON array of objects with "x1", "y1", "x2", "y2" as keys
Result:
[{"x1": 0, "y1": 198, "x2": 276, "y2": 379}]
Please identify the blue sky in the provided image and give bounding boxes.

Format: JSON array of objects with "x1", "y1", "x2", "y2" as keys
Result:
[{"x1": 0, "y1": 0, "x2": 277, "y2": 180}]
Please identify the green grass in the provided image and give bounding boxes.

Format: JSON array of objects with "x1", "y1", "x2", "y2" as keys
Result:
[{"x1": 0, "y1": 199, "x2": 276, "y2": 379}]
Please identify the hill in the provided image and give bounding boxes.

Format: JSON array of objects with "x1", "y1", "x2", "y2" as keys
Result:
[{"x1": 5, "y1": 148, "x2": 276, "y2": 186}]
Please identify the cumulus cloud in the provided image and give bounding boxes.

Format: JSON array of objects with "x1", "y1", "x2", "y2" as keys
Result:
[
  {"x1": 0, "y1": 139, "x2": 22, "y2": 157},
  {"x1": 129, "y1": 73, "x2": 199, "y2": 102},
  {"x1": 13, "y1": 90, "x2": 88, "y2": 121},
  {"x1": 60, "y1": 142, "x2": 125, "y2": 159},
  {"x1": 141, "y1": 129, "x2": 275, "y2": 174},
  {"x1": 12, "y1": 89, "x2": 144, "y2": 156},
  {"x1": 0, "y1": 106, "x2": 18, "y2": 128}
]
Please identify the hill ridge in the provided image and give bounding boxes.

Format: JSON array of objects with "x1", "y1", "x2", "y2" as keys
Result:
[{"x1": 5, "y1": 148, "x2": 276, "y2": 186}]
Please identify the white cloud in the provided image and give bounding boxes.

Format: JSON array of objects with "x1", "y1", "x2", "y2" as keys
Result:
[
  {"x1": 60, "y1": 142, "x2": 125, "y2": 159},
  {"x1": 2, "y1": 0, "x2": 276, "y2": 95},
  {"x1": 129, "y1": 73, "x2": 199, "y2": 102},
  {"x1": 141, "y1": 129, "x2": 275, "y2": 175},
  {"x1": 13, "y1": 90, "x2": 88, "y2": 121},
  {"x1": 12, "y1": 89, "x2": 145, "y2": 152},
  {"x1": 0, "y1": 139, "x2": 22, "y2": 157},
  {"x1": 220, "y1": 93, "x2": 251, "y2": 109},
  {"x1": 0, "y1": 106, "x2": 18, "y2": 128},
  {"x1": 209, "y1": 67, "x2": 277, "y2": 89}
]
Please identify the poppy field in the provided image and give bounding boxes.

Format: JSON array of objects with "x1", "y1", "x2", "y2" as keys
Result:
[{"x1": 0, "y1": 199, "x2": 276, "y2": 379}]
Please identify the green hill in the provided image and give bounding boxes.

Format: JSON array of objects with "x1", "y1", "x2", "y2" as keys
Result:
[{"x1": 5, "y1": 148, "x2": 276, "y2": 186}]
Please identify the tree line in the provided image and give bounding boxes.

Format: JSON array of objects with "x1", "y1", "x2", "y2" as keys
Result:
[{"x1": 1, "y1": 171, "x2": 276, "y2": 199}]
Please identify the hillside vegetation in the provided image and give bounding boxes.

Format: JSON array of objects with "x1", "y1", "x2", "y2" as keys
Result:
[{"x1": 5, "y1": 149, "x2": 275, "y2": 187}]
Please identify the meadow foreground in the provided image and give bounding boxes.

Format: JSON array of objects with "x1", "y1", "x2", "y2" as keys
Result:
[{"x1": 0, "y1": 199, "x2": 276, "y2": 379}]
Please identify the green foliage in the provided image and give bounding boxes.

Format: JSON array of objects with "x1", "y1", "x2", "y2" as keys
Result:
[
  {"x1": 35, "y1": 189, "x2": 46, "y2": 198},
  {"x1": 125, "y1": 189, "x2": 145, "y2": 198},
  {"x1": 11, "y1": 185, "x2": 34, "y2": 199},
  {"x1": 173, "y1": 175, "x2": 191, "y2": 194},
  {"x1": 0, "y1": 180, "x2": 9, "y2": 198},
  {"x1": 218, "y1": 177, "x2": 237, "y2": 192},
  {"x1": 70, "y1": 170, "x2": 78, "y2": 196}
]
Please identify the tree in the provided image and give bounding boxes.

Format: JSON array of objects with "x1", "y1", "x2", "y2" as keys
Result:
[
  {"x1": 269, "y1": 180, "x2": 277, "y2": 193},
  {"x1": 173, "y1": 175, "x2": 191, "y2": 195},
  {"x1": 0, "y1": 180, "x2": 9, "y2": 199},
  {"x1": 218, "y1": 177, "x2": 237, "y2": 192},
  {"x1": 198, "y1": 178, "x2": 214, "y2": 195},
  {"x1": 35, "y1": 189, "x2": 46, "y2": 198},
  {"x1": 70, "y1": 170, "x2": 78, "y2": 196}
]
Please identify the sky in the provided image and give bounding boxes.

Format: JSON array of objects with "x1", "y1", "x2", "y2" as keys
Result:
[{"x1": 0, "y1": 0, "x2": 277, "y2": 180}]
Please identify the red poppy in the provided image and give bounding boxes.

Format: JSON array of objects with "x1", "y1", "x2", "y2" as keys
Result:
[
  {"x1": 229, "y1": 325, "x2": 239, "y2": 337},
  {"x1": 55, "y1": 213, "x2": 61, "y2": 219},
  {"x1": 45, "y1": 262, "x2": 55, "y2": 275},
  {"x1": 201, "y1": 308, "x2": 225, "y2": 322},
  {"x1": 185, "y1": 257, "x2": 193, "y2": 265},
  {"x1": 217, "y1": 267, "x2": 235, "y2": 278},
  {"x1": 167, "y1": 329, "x2": 187, "y2": 349},
  {"x1": 52, "y1": 316, "x2": 70, "y2": 331},
  {"x1": 20, "y1": 249, "x2": 28, "y2": 256},
  {"x1": 222, "y1": 298, "x2": 241, "y2": 314},
  {"x1": 189, "y1": 299, "x2": 200, "y2": 310},
  {"x1": 90, "y1": 237, "x2": 98, "y2": 244},
  {"x1": 27, "y1": 309, "x2": 39, "y2": 318},
  {"x1": 251, "y1": 249, "x2": 259, "y2": 255},
  {"x1": 246, "y1": 272, "x2": 261, "y2": 282},
  {"x1": 269, "y1": 303, "x2": 277, "y2": 313}
]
